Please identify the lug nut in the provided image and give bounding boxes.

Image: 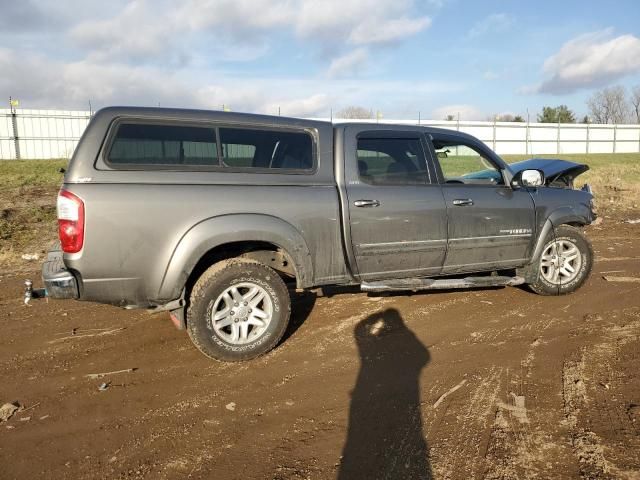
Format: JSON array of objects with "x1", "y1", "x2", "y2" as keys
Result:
[
  {"x1": 243, "y1": 301, "x2": 248, "y2": 306},
  {"x1": 230, "y1": 310, "x2": 235, "y2": 316}
]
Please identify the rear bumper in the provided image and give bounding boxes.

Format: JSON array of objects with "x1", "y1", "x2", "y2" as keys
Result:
[{"x1": 42, "y1": 248, "x2": 79, "y2": 299}]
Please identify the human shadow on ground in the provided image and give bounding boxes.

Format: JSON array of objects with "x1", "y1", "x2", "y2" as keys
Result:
[{"x1": 338, "y1": 308, "x2": 432, "y2": 480}]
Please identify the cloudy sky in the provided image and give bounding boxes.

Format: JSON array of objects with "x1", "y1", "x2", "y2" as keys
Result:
[{"x1": 2, "y1": 0, "x2": 640, "y2": 119}]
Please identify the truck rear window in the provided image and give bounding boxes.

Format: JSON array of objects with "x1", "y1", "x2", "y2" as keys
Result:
[{"x1": 108, "y1": 124, "x2": 218, "y2": 166}]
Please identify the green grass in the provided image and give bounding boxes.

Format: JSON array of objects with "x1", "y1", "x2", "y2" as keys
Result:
[
  {"x1": 0, "y1": 159, "x2": 68, "y2": 190},
  {"x1": 0, "y1": 159, "x2": 67, "y2": 267}
]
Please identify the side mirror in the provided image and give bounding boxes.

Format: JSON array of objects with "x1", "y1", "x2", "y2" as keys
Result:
[
  {"x1": 512, "y1": 169, "x2": 544, "y2": 188},
  {"x1": 436, "y1": 151, "x2": 448, "y2": 159}
]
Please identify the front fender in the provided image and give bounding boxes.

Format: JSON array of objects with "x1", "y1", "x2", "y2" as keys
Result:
[
  {"x1": 158, "y1": 214, "x2": 313, "y2": 300},
  {"x1": 530, "y1": 204, "x2": 592, "y2": 266}
]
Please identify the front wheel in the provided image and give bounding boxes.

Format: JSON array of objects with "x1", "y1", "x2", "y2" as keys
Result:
[
  {"x1": 187, "y1": 259, "x2": 291, "y2": 362},
  {"x1": 528, "y1": 225, "x2": 593, "y2": 295}
]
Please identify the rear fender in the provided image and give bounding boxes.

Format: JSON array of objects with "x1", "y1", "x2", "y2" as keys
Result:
[{"x1": 158, "y1": 214, "x2": 313, "y2": 300}]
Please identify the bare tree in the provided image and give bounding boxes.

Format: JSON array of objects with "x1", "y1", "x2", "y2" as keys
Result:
[
  {"x1": 587, "y1": 86, "x2": 629, "y2": 124},
  {"x1": 497, "y1": 114, "x2": 515, "y2": 122},
  {"x1": 336, "y1": 106, "x2": 374, "y2": 119},
  {"x1": 631, "y1": 85, "x2": 640, "y2": 124}
]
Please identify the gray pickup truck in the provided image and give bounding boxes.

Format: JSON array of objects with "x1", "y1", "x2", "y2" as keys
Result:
[{"x1": 39, "y1": 107, "x2": 595, "y2": 361}]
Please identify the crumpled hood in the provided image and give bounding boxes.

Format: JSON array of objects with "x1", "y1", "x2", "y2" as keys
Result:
[{"x1": 508, "y1": 158, "x2": 589, "y2": 184}]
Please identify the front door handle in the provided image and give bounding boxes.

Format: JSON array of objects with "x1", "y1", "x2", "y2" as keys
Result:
[
  {"x1": 354, "y1": 199, "x2": 380, "y2": 208},
  {"x1": 452, "y1": 198, "x2": 474, "y2": 206}
]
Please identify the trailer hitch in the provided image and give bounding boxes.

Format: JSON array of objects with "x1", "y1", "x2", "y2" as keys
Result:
[{"x1": 24, "y1": 279, "x2": 48, "y2": 306}]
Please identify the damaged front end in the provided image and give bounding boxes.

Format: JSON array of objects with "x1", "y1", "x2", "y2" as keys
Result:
[{"x1": 509, "y1": 158, "x2": 590, "y2": 190}]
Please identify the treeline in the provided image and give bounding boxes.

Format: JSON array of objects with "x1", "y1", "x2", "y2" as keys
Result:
[{"x1": 494, "y1": 84, "x2": 640, "y2": 124}]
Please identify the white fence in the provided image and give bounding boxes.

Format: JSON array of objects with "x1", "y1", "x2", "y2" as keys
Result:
[
  {"x1": 1, "y1": 108, "x2": 640, "y2": 159},
  {"x1": 0, "y1": 109, "x2": 91, "y2": 160}
]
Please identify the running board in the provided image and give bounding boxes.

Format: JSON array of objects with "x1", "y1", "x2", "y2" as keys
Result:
[{"x1": 361, "y1": 276, "x2": 525, "y2": 293}]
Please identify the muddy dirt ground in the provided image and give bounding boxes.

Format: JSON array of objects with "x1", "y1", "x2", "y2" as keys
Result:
[{"x1": 1, "y1": 219, "x2": 640, "y2": 480}]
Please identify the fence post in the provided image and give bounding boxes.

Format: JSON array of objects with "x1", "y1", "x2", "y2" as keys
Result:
[
  {"x1": 525, "y1": 120, "x2": 529, "y2": 156},
  {"x1": 492, "y1": 117, "x2": 496, "y2": 151},
  {"x1": 586, "y1": 121, "x2": 590, "y2": 154},
  {"x1": 613, "y1": 124, "x2": 617, "y2": 154},
  {"x1": 10, "y1": 107, "x2": 20, "y2": 160},
  {"x1": 556, "y1": 121, "x2": 561, "y2": 154}
]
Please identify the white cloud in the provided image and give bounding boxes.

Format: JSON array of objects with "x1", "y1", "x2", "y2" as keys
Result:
[
  {"x1": 68, "y1": 0, "x2": 432, "y2": 68},
  {"x1": 483, "y1": 70, "x2": 500, "y2": 80},
  {"x1": 262, "y1": 94, "x2": 334, "y2": 118},
  {"x1": 327, "y1": 48, "x2": 369, "y2": 78},
  {"x1": 432, "y1": 104, "x2": 483, "y2": 121},
  {"x1": 535, "y1": 29, "x2": 640, "y2": 94},
  {"x1": 1, "y1": 45, "x2": 463, "y2": 117},
  {"x1": 349, "y1": 16, "x2": 431, "y2": 45},
  {"x1": 467, "y1": 13, "x2": 514, "y2": 38}
]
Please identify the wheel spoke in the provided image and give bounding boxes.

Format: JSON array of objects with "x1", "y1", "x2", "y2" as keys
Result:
[
  {"x1": 249, "y1": 292, "x2": 266, "y2": 308},
  {"x1": 242, "y1": 286, "x2": 261, "y2": 303},
  {"x1": 547, "y1": 264, "x2": 558, "y2": 283},
  {"x1": 230, "y1": 286, "x2": 243, "y2": 304},
  {"x1": 559, "y1": 267, "x2": 571, "y2": 278},
  {"x1": 564, "y1": 263, "x2": 576, "y2": 273},
  {"x1": 247, "y1": 316, "x2": 266, "y2": 327},
  {"x1": 239, "y1": 322, "x2": 249, "y2": 341},
  {"x1": 222, "y1": 292, "x2": 233, "y2": 307},
  {"x1": 252, "y1": 307, "x2": 269, "y2": 319},
  {"x1": 215, "y1": 316, "x2": 233, "y2": 328},
  {"x1": 213, "y1": 306, "x2": 231, "y2": 321},
  {"x1": 230, "y1": 323, "x2": 240, "y2": 343}
]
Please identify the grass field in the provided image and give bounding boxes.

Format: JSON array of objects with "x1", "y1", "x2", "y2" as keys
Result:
[{"x1": 0, "y1": 154, "x2": 639, "y2": 267}]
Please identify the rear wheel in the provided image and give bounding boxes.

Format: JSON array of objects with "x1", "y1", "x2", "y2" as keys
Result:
[
  {"x1": 187, "y1": 259, "x2": 291, "y2": 362},
  {"x1": 528, "y1": 225, "x2": 592, "y2": 295}
]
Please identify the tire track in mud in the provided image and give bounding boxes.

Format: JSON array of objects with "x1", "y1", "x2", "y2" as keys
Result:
[
  {"x1": 562, "y1": 309, "x2": 640, "y2": 480},
  {"x1": 427, "y1": 366, "x2": 504, "y2": 479}
]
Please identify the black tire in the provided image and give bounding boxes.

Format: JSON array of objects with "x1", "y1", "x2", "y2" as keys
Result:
[
  {"x1": 528, "y1": 225, "x2": 593, "y2": 296},
  {"x1": 187, "y1": 258, "x2": 291, "y2": 362}
]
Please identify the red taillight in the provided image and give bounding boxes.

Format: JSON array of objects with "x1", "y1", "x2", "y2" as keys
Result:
[{"x1": 57, "y1": 189, "x2": 85, "y2": 253}]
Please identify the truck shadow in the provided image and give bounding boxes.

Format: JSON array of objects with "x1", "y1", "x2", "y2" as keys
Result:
[
  {"x1": 280, "y1": 290, "x2": 317, "y2": 343},
  {"x1": 337, "y1": 308, "x2": 432, "y2": 480}
]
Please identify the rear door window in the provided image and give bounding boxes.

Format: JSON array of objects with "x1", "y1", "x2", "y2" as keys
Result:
[
  {"x1": 108, "y1": 123, "x2": 218, "y2": 166},
  {"x1": 357, "y1": 137, "x2": 429, "y2": 185}
]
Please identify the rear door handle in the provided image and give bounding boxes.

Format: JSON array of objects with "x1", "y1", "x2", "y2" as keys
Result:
[
  {"x1": 354, "y1": 199, "x2": 380, "y2": 208},
  {"x1": 452, "y1": 198, "x2": 474, "y2": 206}
]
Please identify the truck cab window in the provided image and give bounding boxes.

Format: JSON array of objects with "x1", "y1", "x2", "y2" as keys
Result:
[
  {"x1": 357, "y1": 137, "x2": 429, "y2": 185},
  {"x1": 432, "y1": 140, "x2": 504, "y2": 186}
]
